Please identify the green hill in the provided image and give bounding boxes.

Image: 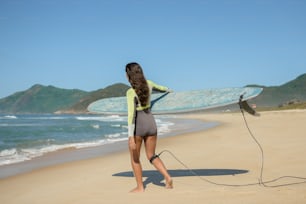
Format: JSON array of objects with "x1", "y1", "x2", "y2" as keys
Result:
[
  {"x1": 0, "y1": 84, "x2": 89, "y2": 114},
  {"x1": 248, "y1": 73, "x2": 306, "y2": 107},
  {"x1": 0, "y1": 83, "x2": 130, "y2": 114}
]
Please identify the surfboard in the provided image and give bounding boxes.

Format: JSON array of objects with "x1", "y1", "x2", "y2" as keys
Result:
[{"x1": 87, "y1": 87, "x2": 263, "y2": 115}]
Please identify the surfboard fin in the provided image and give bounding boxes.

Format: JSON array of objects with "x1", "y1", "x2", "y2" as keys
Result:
[{"x1": 239, "y1": 95, "x2": 260, "y2": 116}]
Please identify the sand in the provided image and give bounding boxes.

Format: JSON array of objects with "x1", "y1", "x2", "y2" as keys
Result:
[{"x1": 1, "y1": 110, "x2": 306, "y2": 204}]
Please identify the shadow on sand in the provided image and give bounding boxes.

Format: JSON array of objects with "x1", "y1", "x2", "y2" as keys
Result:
[{"x1": 113, "y1": 168, "x2": 248, "y2": 188}]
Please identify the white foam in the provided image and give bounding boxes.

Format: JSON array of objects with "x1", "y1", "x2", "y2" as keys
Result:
[
  {"x1": 4, "y1": 115, "x2": 17, "y2": 119},
  {"x1": 0, "y1": 115, "x2": 18, "y2": 120},
  {"x1": 0, "y1": 148, "x2": 17, "y2": 157},
  {"x1": 156, "y1": 118, "x2": 175, "y2": 135},
  {"x1": 0, "y1": 148, "x2": 31, "y2": 165},
  {"x1": 26, "y1": 116, "x2": 67, "y2": 120},
  {"x1": 106, "y1": 133, "x2": 121, "y2": 139},
  {"x1": 91, "y1": 124, "x2": 100, "y2": 129},
  {"x1": 0, "y1": 136, "x2": 128, "y2": 166},
  {"x1": 76, "y1": 115, "x2": 125, "y2": 122}
]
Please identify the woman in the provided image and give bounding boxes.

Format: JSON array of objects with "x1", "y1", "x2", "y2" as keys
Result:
[{"x1": 125, "y1": 62, "x2": 173, "y2": 193}]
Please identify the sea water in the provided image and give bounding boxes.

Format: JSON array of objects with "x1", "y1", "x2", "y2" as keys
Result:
[{"x1": 0, "y1": 114, "x2": 179, "y2": 166}]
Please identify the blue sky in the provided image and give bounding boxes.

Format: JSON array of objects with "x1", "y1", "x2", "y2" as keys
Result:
[{"x1": 1, "y1": 0, "x2": 305, "y2": 98}]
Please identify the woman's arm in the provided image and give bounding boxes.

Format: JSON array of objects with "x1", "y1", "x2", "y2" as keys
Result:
[
  {"x1": 126, "y1": 88, "x2": 136, "y2": 137},
  {"x1": 126, "y1": 88, "x2": 137, "y2": 150},
  {"x1": 147, "y1": 80, "x2": 170, "y2": 92}
]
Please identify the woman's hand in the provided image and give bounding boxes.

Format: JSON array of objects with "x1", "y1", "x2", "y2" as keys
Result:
[{"x1": 129, "y1": 137, "x2": 136, "y2": 150}]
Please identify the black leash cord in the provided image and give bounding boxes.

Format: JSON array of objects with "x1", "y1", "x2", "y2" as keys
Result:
[{"x1": 158, "y1": 107, "x2": 306, "y2": 187}]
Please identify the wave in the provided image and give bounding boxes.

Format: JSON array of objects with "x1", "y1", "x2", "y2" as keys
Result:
[
  {"x1": 0, "y1": 115, "x2": 70, "y2": 121},
  {"x1": 0, "y1": 137, "x2": 128, "y2": 166},
  {"x1": 76, "y1": 115, "x2": 125, "y2": 122},
  {"x1": 26, "y1": 116, "x2": 70, "y2": 120},
  {"x1": 0, "y1": 148, "x2": 30, "y2": 165},
  {"x1": 156, "y1": 119, "x2": 175, "y2": 135},
  {"x1": 0, "y1": 123, "x2": 41, "y2": 127},
  {"x1": 105, "y1": 133, "x2": 122, "y2": 139},
  {"x1": 0, "y1": 115, "x2": 17, "y2": 119}
]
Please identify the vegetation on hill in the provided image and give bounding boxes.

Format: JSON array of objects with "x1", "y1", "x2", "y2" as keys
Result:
[
  {"x1": 0, "y1": 83, "x2": 130, "y2": 114},
  {"x1": 0, "y1": 84, "x2": 88, "y2": 113},
  {"x1": 248, "y1": 73, "x2": 306, "y2": 107},
  {"x1": 257, "y1": 101, "x2": 306, "y2": 111}
]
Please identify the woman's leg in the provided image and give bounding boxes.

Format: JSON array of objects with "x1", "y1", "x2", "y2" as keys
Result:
[
  {"x1": 144, "y1": 135, "x2": 173, "y2": 189},
  {"x1": 129, "y1": 136, "x2": 144, "y2": 192}
]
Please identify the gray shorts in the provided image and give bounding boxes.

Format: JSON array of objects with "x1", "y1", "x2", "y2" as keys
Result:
[{"x1": 135, "y1": 110, "x2": 157, "y2": 137}]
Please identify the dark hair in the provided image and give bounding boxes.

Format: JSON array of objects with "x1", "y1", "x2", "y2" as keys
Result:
[{"x1": 126, "y1": 62, "x2": 149, "y2": 106}]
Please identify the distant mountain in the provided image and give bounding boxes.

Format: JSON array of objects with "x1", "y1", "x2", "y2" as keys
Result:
[
  {"x1": 0, "y1": 83, "x2": 130, "y2": 114},
  {"x1": 0, "y1": 74, "x2": 305, "y2": 114},
  {"x1": 0, "y1": 84, "x2": 89, "y2": 114},
  {"x1": 248, "y1": 73, "x2": 306, "y2": 107}
]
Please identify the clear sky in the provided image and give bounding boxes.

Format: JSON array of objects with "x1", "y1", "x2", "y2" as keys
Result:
[{"x1": 1, "y1": 0, "x2": 305, "y2": 98}]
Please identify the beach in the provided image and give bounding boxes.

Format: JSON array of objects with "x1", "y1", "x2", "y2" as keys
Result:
[{"x1": 1, "y1": 110, "x2": 306, "y2": 204}]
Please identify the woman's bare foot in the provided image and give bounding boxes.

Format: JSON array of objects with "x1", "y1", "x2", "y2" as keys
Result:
[
  {"x1": 130, "y1": 187, "x2": 145, "y2": 193},
  {"x1": 165, "y1": 179, "x2": 173, "y2": 189}
]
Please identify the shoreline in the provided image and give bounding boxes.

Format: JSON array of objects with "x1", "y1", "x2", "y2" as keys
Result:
[
  {"x1": 0, "y1": 116, "x2": 218, "y2": 179},
  {"x1": 1, "y1": 110, "x2": 306, "y2": 204}
]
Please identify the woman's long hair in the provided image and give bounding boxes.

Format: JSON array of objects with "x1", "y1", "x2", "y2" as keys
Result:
[{"x1": 126, "y1": 62, "x2": 150, "y2": 106}]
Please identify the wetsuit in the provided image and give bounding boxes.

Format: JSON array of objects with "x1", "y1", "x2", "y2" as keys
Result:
[{"x1": 126, "y1": 80, "x2": 169, "y2": 137}]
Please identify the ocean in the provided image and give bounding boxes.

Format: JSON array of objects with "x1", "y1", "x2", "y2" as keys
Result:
[{"x1": 0, "y1": 114, "x2": 218, "y2": 178}]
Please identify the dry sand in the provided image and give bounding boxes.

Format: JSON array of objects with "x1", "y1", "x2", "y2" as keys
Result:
[{"x1": 1, "y1": 110, "x2": 306, "y2": 204}]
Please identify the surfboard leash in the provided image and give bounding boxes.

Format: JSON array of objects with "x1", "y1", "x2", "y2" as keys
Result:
[
  {"x1": 157, "y1": 96, "x2": 306, "y2": 188},
  {"x1": 239, "y1": 104, "x2": 306, "y2": 187}
]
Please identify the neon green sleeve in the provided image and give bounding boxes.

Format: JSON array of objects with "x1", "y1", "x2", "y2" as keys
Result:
[
  {"x1": 147, "y1": 80, "x2": 169, "y2": 92},
  {"x1": 126, "y1": 88, "x2": 136, "y2": 137}
]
